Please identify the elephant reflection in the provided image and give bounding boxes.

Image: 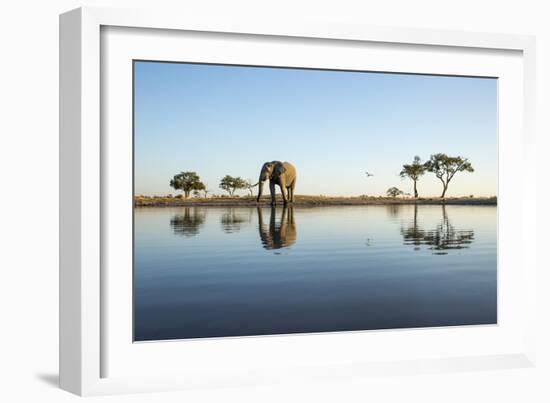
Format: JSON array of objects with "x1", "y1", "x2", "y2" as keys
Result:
[
  {"x1": 170, "y1": 207, "x2": 206, "y2": 237},
  {"x1": 401, "y1": 205, "x2": 474, "y2": 255},
  {"x1": 257, "y1": 206, "x2": 297, "y2": 250}
]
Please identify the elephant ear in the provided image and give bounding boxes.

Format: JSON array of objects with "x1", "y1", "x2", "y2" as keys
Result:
[{"x1": 273, "y1": 162, "x2": 286, "y2": 176}]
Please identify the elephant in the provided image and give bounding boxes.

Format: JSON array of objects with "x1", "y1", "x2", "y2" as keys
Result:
[
  {"x1": 257, "y1": 206, "x2": 297, "y2": 250},
  {"x1": 256, "y1": 161, "x2": 297, "y2": 205}
]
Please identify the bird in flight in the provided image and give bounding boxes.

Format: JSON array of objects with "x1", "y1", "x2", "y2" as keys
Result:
[{"x1": 365, "y1": 171, "x2": 374, "y2": 178}]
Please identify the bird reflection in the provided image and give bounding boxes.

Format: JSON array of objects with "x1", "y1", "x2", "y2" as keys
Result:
[
  {"x1": 257, "y1": 206, "x2": 297, "y2": 250},
  {"x1": 221, "y1": 208, "x2": 252, "y2": 233},
  {"x1": 401, "y1": 205, "x2": 474, "y2": 255},
  {"x1": 170, "y1": 207, "x2": 206, "y2": 237}
]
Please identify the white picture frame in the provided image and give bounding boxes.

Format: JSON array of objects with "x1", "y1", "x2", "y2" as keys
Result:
[{"x1": 60, "y1": 6, "x2": 537, "y2": 396}]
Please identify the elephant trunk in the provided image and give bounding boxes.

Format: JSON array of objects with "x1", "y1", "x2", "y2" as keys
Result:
[{"x1": 256, "y1": 180, "x2": 264, "y2": 202}]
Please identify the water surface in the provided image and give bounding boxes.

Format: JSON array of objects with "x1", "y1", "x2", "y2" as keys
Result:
[{"x1": 134, "y1": 205, "x2": 497, "y2": 341}]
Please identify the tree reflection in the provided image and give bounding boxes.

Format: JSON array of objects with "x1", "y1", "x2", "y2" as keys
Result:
[
  {"x1": 385, "y1": 204, "x2": 400, "y2": 218},
  {"x1": 257, "y1": 206, "x2": 297, "y2": 250},
  {"x1": 170, "y1": 207, "x2": 206, "y2": 237},
  {"x1": 401, "y1": 205, "x2": 474, "y2": 255},
  {"x1": 221, "y1": 208, "x2": 252, "y2": 233}
]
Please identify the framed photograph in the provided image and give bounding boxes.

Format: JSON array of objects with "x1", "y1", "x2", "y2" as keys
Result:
[{"x1": 60, "y1": 7, "x2": 537, "y2": 396}]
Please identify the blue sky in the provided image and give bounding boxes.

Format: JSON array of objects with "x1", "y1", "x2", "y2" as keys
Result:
[{"x1": 134, "y1": 61, "x2": 497, "y2": 197}]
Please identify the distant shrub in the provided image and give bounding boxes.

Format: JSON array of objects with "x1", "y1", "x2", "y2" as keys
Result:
[{"x1": 174, "y1": 194, "x2": 183, "y2": 199}]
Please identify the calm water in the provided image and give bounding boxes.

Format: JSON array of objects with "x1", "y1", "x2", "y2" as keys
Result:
[{"x1": 134, "y1": 205, "x2": 497, "y2": 341}]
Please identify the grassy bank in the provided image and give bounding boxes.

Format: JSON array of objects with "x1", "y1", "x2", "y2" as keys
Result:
[{"x1": 135, "y1": 195, "x2": 497, "y2": 207}]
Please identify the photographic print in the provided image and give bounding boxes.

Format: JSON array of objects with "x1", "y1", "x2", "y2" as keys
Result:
[{"x1": 133, "y1": 61, "x2": 497, "y2": 342}]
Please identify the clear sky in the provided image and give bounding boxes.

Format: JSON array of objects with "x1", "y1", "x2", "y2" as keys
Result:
[{"x1": 134, "y1": 61, "x2": 497, "y2": 197}]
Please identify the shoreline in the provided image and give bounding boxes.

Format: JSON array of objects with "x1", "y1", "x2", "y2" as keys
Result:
[{"x1": 135, "y1": 195, "x2": 497, "y2": 207}]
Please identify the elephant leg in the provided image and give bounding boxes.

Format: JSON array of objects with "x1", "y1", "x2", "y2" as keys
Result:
[
  {"x1": 289, "y1": 179, "x2": 296, "y2": 202},
  {"x1": 256, "y1": 181, "x2": 264, "y2": 203},
  {"x1": 269, "y1": 181, "x2": 276, "y2": 205}
]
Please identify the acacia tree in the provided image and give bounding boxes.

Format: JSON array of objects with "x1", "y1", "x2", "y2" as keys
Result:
[
  {"x1": 244, "y1": 179, "x2": 256, "y2": 197},
  {"x1": 219, "y1": 175, "x2": 247, "y2": 196},
  {"x1": 399, "y1": 155, "x2": 426, "y2": 198},
  {"x1": 194, "y1": 181, "x2": 206, "y2": 196},
  {"x1": 386, "y1": 187, "x2": 404, "y2": 198},
  {"x1": 169, "y1": 171, "x2": 205, "y2": 199},
  {"x1": 425, "y1": 153, "x2": 474, "y2": 198}
]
